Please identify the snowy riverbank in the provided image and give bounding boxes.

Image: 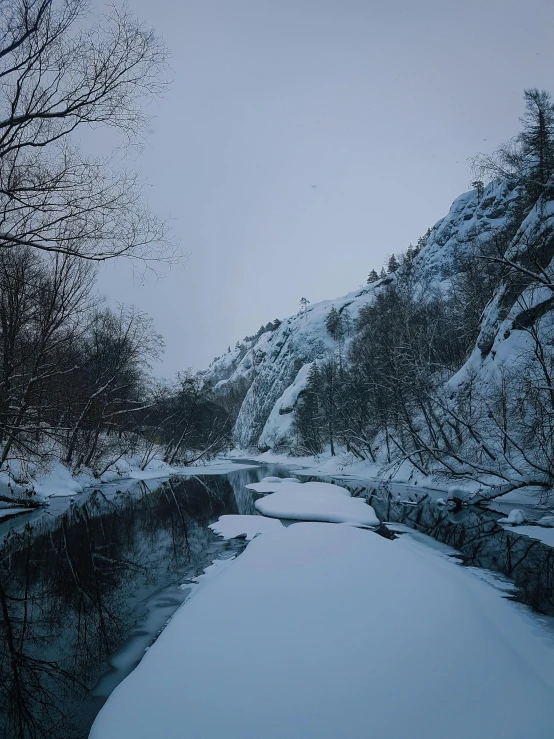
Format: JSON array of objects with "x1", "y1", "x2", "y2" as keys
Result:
[
  {"x1": 90, "y1": 476, "x2": 554, "y2": 739},
  {"x1": 228, "y1": 448, "x2": 554, "y2": 507},
  {"x1": 0, "y1": 454, "x2": 260, "y2": 511}
]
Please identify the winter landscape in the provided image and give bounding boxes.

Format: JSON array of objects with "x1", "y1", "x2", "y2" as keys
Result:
[{"x1": 1, "y1": 1, "x2": 554, "y2": 738}]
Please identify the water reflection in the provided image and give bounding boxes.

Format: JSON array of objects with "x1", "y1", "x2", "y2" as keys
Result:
[
  {"x1": 0, "y1": 464, "x2": 281, "y2": 739},
  {"x1": 347, "y1": 482, "x2": 554, "y2": 616}
]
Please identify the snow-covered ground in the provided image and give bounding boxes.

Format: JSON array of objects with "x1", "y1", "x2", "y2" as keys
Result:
[
  {"x1": 0, "y1": 455, "x2": 260, "y2": 506},
  {"x1": 90, "y1": 519, "x2": 554, "y2": 739}
]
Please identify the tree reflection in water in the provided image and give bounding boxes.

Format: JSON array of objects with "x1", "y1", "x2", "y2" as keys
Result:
[
  {"x1": 0, "y1": 475, "x2": 241, "y2": 739},
  {"x1": 360, "y1": 483, "x2": 554, "y2": 616}
]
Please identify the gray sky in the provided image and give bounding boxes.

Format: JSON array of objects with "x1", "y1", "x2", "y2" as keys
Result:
[{"x1": 96, "y1": 0, "x2": 554, "y2": 375}]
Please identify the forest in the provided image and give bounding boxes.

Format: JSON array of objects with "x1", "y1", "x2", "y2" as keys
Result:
[{"x1": 0, "y1": 0, "x2": 232, "y2": 503}]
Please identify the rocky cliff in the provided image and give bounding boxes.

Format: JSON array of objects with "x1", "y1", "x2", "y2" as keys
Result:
[{"x1": 203, "y1": 176, "x2": 543, "y2": 453}]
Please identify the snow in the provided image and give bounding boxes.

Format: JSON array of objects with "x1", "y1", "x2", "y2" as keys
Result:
[
  {"x1": 498, "y1": 509, "x2": 527, "y2": 525},
  {"x1": 255, "y1": 482, "x2": 379, "y2": 526},
  {"x1": 245, "y1": 481, "x2": 285, "y2": 493},
  {"x1": 0, "y1": 506, "x2": 32, "y2": 519},
  {"x1": 260, "y1": 476, "x2": 283, "y2": 483},
  {"x1": 204, "y1": 178, "x2": 521, "y2": 453},
  {"x1": 247, "y1": 479, "x2": 351, "y2": 496},
  {"x1": 258, "y1": 362, "x2": 313, "y2": 449},
  {"x1": 30, "y1": 460, "x2": 85, "y2": 498},
  {"x1": 176, "y1": 460, "x2": 259, "y2": 476},
  {"x1": 0, "y1": 455, "x2": 260, "y2": 508},
  {"x1": 538, "y1": 515, "x2": 554, "y2": 527},
  {"x1": 90, "y1": 522, "x2": 554, "y2": 739},
  {"x1": 209, "y1": 514, "x2": 284, "y2": 541},
  {"x1": 501, "y1": 525, "x2": 554, "y2": 549}
]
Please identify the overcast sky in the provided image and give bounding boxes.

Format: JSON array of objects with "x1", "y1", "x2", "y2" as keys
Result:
[{"x1": 96, "y1": 0, "x2": 554, "y2": 375}]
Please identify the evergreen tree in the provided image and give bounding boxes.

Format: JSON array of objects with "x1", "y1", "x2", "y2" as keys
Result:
[
  {"x1": 325, "y1": 307, "x2": 341, "y2": 339},
  {"x1": 518, "y1": 88, "x2": 554, "y2": 199},
  {"x1": 387, "y1": 254, "x2": 399, "y2": 274},
  {"x1": 472, "y1": 180, "x2": 485, "y2": 202},
  {"x1": 367, "y1": 269, "x2": 379, "y2": 284},
  {"x1": 380, "y1": 267, "x2": 387, "y2": 279},
  {"x1": 294, "y1": 363, "x2": 322, "y2": 454}
]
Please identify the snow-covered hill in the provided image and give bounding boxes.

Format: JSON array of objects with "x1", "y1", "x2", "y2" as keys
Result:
[{"x1": 203, "y1": 177, "x2": 527, "y2": 451}]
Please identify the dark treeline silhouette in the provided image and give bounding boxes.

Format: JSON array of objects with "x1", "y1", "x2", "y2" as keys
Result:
[{"x1": 0, "y1": 1, "x2": 231, "y2": 497}]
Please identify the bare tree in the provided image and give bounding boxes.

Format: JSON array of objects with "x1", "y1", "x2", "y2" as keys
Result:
[{"x1": 0, "y1": 0, "x2": 175, "y2": 267}]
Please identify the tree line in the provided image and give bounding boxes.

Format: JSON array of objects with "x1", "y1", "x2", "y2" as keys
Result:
[{"x1": 0, "y1": 1, "x2": 231, "y2": 499}]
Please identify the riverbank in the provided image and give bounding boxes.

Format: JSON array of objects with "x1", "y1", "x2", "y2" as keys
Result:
[
  {"x1": 228, "y1": 448, "x2": 554, "y2": 509},
  {"x1": 0, "y1": 454, "x2": 261, "y2": 517}
]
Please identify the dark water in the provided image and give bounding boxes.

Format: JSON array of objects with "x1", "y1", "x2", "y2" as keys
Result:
[
  {"x1": 0, "y1": 463, "x2": 289, "y2": 739},
  {"x1": 1, "y1": 464, "x2": 554, "y2": 739},
  {"x1": 338, "y1": 480, "x2": 554, "y2": 617}
]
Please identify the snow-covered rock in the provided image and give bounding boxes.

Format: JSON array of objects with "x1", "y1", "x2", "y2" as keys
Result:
[{"x1": 499, "y1": 509, "x2": 527, "y2": 525}]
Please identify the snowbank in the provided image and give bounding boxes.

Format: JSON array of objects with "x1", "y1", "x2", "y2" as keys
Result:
[
  {"x1": 498, "y1": 509, "x2": 527, "y2": 525},
  {"x1": 500, "y1": 524, "x2": 554, "y2": 548},
  {"x1": 209, "y1": 515, "x2": 284, "y2": 541},
  {"x1": 90, "y1": 522, "x2": 554, "y2": 739},
  {"x1": 0, "y1": 455, "x2": 260, "y2": 508},
  {"x1": 245, "y1": 481, "x2": 286, "y2": 493}
]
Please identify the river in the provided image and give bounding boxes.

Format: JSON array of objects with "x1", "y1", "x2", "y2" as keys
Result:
[{"x1": 0, "y1": 462, "x2": 553, "y2": 738}]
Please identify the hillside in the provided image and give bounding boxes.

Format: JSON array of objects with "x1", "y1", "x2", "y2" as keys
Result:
[{"x1": 203, "y1": 177, "x2": 521, "y2": 449}]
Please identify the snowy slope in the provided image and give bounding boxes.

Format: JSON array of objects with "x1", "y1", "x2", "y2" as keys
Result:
[
  {"x1": 448, "y1": 197, "x2": 554, "y2": 408},
  {"x1": 203, "y1": 178, "x2": 523, "y2": 450}
]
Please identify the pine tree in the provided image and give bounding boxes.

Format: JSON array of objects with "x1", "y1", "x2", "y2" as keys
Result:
[
  {"x1": 379, "y1": 267, "x2": 387, "y2": 279},
  {"x1": 387, "y1": 254, "x2": 399, "y2": 274},
  {"x1": 518, "y1": 88, "x2": 554, "y2": 199},
  {"x1": 472, "y1": 180, "x2": 485, "y2": 202},
  {"x1": 325, "y1": 307, "x2": 341, "y2": 339},
  {"x1": 295, "y1": 362, "x2": 322, "y2": 454},
  {"x1": 367, "y1": 269, "x2": 379, "y2": 284}
]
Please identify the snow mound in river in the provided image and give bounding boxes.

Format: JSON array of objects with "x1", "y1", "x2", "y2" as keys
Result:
[{"x1": 255, "y1": 481, "x2": 378, "y2": 526}]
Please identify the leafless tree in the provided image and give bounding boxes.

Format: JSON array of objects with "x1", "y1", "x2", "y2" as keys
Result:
[{"x1": 0, "y1": 0, "x2": 176, "y2": 267}]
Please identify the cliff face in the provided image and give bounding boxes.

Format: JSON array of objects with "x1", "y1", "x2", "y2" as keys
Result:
[
  {"x1": 204, "y1": 177, "x2": 538, "y2": 452},
  {"x1": 450, "y1": 196, "x2": 554, "y2": 395}
]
